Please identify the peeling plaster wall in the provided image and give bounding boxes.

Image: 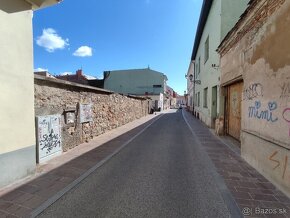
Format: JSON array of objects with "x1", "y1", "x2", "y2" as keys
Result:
[{"x1": 220, "y1": 0, "x2": 290, "y2": 196}]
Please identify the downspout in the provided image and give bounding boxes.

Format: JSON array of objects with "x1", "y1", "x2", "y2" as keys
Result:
[{"x1": 192, "y1": 60, "x2": 196, "y2": 116}]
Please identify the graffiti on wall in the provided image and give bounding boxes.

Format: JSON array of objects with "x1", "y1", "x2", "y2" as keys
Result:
[
  {"x1": 37, "y1": 115, "x2": 62, "y2": 162},
  {"x1": 283, "y1": 108, "x2": 290, "y2": 137},
  {"x1": 280, "y1": 82, "x2": 290, "y2": 99},
  {"x1": 269, "y1": 151, "x2": 288, "y2": 179},
  {"x1": 243, "y1": 83, "x2": 263, "y2": 100},
  {"x1": 39, "y1": 129, "x2": 61, "y2": 153},
  {"x1": 248, "y1": 101, "x2": 278, "y2": 122}
]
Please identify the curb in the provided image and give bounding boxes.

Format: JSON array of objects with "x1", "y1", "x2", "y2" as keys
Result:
[
  {"x1": 30, "y1": 114, "x2": 164, "y2": 217},
  {"x1": 182, "y1": 110, "x2": 243, "y2": 218}
]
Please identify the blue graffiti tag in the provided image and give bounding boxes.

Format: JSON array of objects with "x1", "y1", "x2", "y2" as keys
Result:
[{"x1": 248, "y1": 100, "x2": 278, "y2": 122}]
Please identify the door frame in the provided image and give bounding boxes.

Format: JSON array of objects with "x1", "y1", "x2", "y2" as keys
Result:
[{"x1": 224, "y1": 80, "x2": 243, "y2": 141}]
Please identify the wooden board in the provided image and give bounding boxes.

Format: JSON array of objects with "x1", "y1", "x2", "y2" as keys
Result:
[{"x1": 227, "y1": 81, "x2": 243, "y2": 141}]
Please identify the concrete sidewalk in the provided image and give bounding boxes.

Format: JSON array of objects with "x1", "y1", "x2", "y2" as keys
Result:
[
  {"x1": 183, "y1": 110, "x2": 290, "y2": 218},
  {"x1": 0, "y1": 112, "x2": 165, "y2": 217}
]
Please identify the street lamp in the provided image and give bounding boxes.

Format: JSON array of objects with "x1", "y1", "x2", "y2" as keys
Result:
[
  {"x1": 189, "y1": 74, "x2": 193, "y2": 82},
  {"x1": 185, "y1": 73, "x2": 201, "y2": 85},
  {"x1": 185, "y1": 73, "x2": 201, "y2": 116}
]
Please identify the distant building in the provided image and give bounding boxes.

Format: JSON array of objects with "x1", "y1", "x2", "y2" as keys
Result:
[
  {"x1": 103, "y1": 68, "x2": 168, "y2": 110},
  {"x1": 0, "y1": 0, "x2": 61, "y2": 189},
  {"x1": 189, "y1": 0, "x2": 249, "y2": 128},
  {"x1": 56, "y1": 69, "x2": 97, "y2": 85},
  {"x1": 34, "y1": 70, "x2": 55, "y2": 78},
  {"x1": 166, "y1": 85, "x2": 177, "y2": 108},
  {"x1": 176, "y1": 95, "x2": 186, "y2": 106}
]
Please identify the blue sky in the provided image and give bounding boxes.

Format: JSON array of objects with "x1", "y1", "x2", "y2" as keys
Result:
[{"x1": 33, "y1": 0, "x2": 202, "y2": 95}]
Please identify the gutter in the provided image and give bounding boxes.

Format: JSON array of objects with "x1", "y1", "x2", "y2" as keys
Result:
[{"x1": 191, "y1": 0, "x2": 213, "y2": 61}]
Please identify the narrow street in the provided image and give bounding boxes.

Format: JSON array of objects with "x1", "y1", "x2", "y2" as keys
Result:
[{"x1": 37, "y1": 109, "x2": 234, "y2": 218}]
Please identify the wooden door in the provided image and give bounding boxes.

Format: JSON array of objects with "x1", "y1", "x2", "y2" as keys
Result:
[{"x1": 227, "y1": 82, "x2": 243, "y2": 141}]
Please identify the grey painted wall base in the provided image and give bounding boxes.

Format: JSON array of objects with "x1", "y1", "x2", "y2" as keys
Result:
[
  {"x1": 0, "y1": 145, "x2": 36, "y2": 189},
  {"x1": 241, "y1": 132, "x2": 290, "y2": 198}
]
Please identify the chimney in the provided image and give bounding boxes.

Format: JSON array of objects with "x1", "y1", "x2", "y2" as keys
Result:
[{"x1": 76, "y1": 69, "x2": 82, "y2": 77}]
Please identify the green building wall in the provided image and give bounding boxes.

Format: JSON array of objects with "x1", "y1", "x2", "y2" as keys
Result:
[
  {"x1": 104, "y1": 68, "x2": 167, "y2": 96},
  {"x1": 194, "y1": 0, "x2": 249, "y2": 127}
]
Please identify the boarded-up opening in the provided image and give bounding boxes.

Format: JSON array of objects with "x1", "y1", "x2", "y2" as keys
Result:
[{"x1": 226, "y1": 81, "x2": 243, "y2": 141}]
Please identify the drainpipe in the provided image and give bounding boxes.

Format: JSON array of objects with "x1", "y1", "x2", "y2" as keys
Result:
[{"x1": 192, "y1": 60, "x2": 195, "y2": 116}]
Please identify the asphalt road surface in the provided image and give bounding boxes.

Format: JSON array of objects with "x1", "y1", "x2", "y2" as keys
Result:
[{"x1": 38, "y1": 109, "x2": 232, "y2": 218}]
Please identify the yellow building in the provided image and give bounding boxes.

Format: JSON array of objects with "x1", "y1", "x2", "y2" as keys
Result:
[{"x1": 0, "y1": 0, "x2": 61, "y2": 188}]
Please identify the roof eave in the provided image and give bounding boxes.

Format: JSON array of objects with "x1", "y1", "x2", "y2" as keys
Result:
[
  {"x1": 25, "y1": 0, "x2": 62, "y2": 10},
  {"x1": 191, "y1": 0, "x2": 213, "y2": 61}
]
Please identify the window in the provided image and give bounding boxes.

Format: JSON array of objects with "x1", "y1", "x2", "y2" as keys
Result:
[
  {"x1": 195, "y1": 61, "x2": 198, "y2": 77},
  {"x1": 195, "y1": 57, "x2": 201, "y2": 77},
  {"x1": 198, "y1": 57, "x2": 201, "y2": 76},
  {"x1": 203, "y1": 87, "x2": 208, "y2": 108},
  {"x1": 197, "y1": 92, "x2": 200, "y2": 107},
  {"x1": 204, "y1": 36, "x2": 209, "y2": 63},
  {"x1": 153, "y1": 85, "x2": 162, "y2": 88}
]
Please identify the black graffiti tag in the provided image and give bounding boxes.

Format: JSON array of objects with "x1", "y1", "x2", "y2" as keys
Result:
[
  {"x1": 243, "y1": 83, "x2": 263, "y2": 100},
  {"x1": 39, "y1": 129, "x2": 61, "y2": 154}
]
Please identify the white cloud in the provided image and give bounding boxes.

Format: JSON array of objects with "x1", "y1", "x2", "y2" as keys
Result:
[
  {"x1": 34, "y1": 67, "x2": 48, "y2": 72},
  {"x1": 36, "y1": 28, "x2": 69, "y2": 52},
  {"x1": 73, "y1": 46, "x2": 93, "y2": 57}
]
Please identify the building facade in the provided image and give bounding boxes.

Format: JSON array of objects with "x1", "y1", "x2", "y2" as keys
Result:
[
  {"x1": 176, "y1": 95, "x2": 186, "y2": 106},
  {"x1": 0, "y1": 0, "x2": 60, "y2": 188},
  {"x1": 190, "y1": 0, "x2": 249, "y2": 128},
  {"x1": 218, "y1": 0, "x2": 290, "y2": 196},
  {"x1": 165, "y1": 85, "x2": 177, "y2": 108},
  {"x1": 186, "y1": 62, "x2": 195, "y2": 112},
  {"x1": 103, "y1": 68, "x2": 168, "y2": 111}
]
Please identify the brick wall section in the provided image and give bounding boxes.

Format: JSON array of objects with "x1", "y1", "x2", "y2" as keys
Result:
[
  {"x1": 218, "y1": 0, "x2": 285, "y2": 57},
  {"x1": 34, "y1": 75, "x2": 149, "y2": 151}
]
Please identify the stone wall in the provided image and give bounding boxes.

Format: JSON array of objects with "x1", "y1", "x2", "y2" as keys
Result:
[{"x1": 34, "y1": 75, "x2": 149, "y2": 151}]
